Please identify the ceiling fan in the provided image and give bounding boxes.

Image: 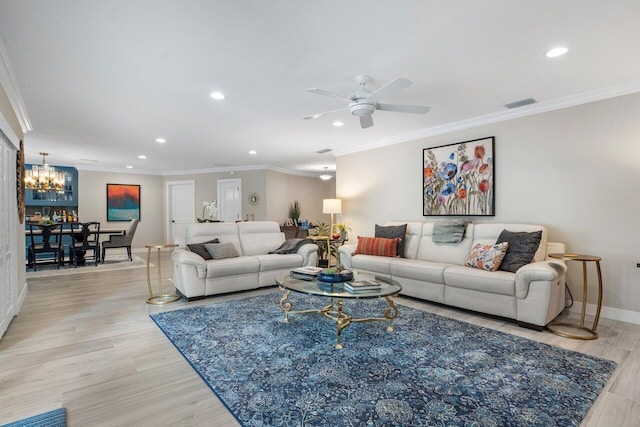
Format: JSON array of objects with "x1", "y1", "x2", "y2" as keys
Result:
[{"x1": 303, "y1": 75, "x2": 430, "y2": 129}]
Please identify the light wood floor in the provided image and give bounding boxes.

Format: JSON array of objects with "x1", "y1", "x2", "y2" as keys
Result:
[{"x1": 1, "y1": 253, "x2": 639, "y2": 426}]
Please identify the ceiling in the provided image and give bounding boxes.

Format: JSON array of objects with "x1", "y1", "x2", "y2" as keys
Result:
[{"x1": 1, "y1": 1, "x2": 639, "y2": 176}]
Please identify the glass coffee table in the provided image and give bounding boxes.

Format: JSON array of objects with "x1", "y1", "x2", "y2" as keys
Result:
[{"x1": 276, "y1": 273, "x2": 402, "y2": 349}]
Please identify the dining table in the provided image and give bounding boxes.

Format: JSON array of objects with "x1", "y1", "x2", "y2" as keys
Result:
[{"x1": 25, "y1": 223, "x2": 127, "y2": 266}]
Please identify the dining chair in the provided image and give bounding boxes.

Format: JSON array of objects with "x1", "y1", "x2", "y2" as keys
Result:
[
  {"x1": 27, "y1": 223, "x2": 65, "y2": 271},
  {"x1": 69, "y1": 222, "x2": 101, "y2": 267},
  {"x1": 101, "y1": 219, "x2": 138, "y2": 262}
]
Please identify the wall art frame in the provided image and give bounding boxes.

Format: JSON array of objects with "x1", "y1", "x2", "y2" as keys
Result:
[
  {"x1": 423, "y1": 136, "x2": 495, "y2": 216},
  {"x1": 106, "y1": 183, "x2": 141, "y2": 221}
]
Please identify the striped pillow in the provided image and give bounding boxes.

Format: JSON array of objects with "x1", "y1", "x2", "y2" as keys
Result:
[
  {"x1": 465, "y1": 242, "x2": 509, "y2": 272},
  {"x1": 354, "y1": 236, "x2": 400, "y2": 257}
]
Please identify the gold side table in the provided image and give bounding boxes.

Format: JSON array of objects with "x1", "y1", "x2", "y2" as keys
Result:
[
  {"x1": 547, "y1": 253, "x2": 603, "y2": 340},
  {"x1": 145, "y1": 243, "x2": 180, "y2": 305}
]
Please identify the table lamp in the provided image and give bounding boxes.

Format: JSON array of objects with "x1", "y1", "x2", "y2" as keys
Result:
[{"x1": 322, "y1": 198, "x2": 342, "y2": 237}]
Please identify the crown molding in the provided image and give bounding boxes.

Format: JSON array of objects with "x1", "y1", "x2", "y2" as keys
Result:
[
  {"x1": 161, "y1": 164, "x2": 319, "y2": 178},
  {"x1": 334, "y1": 79, "x2": 640, "y2": 157},
  {"x1": 0, "y1": 36, "x2": 32, "y2": 134}
]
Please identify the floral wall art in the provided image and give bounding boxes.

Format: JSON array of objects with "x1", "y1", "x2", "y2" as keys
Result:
[{"x1": 423, "y1": 137, "x2": 495, "y2": 216}]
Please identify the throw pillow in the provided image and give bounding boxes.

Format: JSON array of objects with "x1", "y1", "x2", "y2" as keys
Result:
[
  {"x1": 204, "y1": 242, "x2": 240, "y2": 260},
  {"x1": 354, "y1": 236, "x2": 400, "y2": 257},
  {"x1": 496, "y1": 230, "x2": 543, "y2": 273},
  {"x1": 186, "y1": 238, "x2": 220, "y2": 260},
  {"x1": 375, "y1": 224, "x2": 407, "y2": 257},
  {"x1": 465, "y1": 242, "x2": 509, "y2": 272}
]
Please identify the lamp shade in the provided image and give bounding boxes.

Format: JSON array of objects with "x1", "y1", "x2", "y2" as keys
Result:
[{"x1": 322, "y1": 198, "x2": 342, "y2": 214}]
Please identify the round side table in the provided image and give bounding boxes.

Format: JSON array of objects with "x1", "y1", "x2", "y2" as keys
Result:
[
  {"x1": 547, "y1": 253, "x2": 603, "y2": 340},
  {"x1": 145, "y1": 243, "x2": 180, "y2": 305}
]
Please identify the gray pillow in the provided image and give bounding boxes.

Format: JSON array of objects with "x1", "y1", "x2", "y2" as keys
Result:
[
  {"x1": 496, "y1": 230, "x2": 542, "y2": 273},
  {"x1": 375, "y1": 224, "x2": 407, "y2": 257},
  {"x1": 187, "y1": 238, "x2": 220, "y2": 260},
  {"x1": 205, "y1": 242, "x2": 240, "y2": 260}
]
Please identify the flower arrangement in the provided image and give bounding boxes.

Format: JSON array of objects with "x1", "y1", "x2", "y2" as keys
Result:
[{"x1": 197, "y1": 200, "x2": 218, "y2": 222}]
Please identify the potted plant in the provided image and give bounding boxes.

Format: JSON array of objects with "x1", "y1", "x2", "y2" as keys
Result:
[
  {"x1": 311, "y1": 221, "x2": 331, "y2": 267},
  {"x1": 335, "y1": 222, "x2": 351, "y2": 241},
  {"x1": 288, "y1": 200, "x2": 301, "y2": 225}
]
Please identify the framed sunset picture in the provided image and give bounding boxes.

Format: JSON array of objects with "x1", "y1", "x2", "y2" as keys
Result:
[{"x1": 106, "y1": 184, "x2": 141, "y2": 221}]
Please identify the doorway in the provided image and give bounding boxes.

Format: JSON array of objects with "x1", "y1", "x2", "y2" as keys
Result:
[
  {"x1": 166, "y1": 180, "x2": 195, "y2": 246},
  {"x1": 217, "y1": 178, "x2": 242, "y2": 223}
]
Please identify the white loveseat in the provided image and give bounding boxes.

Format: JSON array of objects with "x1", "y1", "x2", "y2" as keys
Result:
[
  {"x1": 339, "y1": 222, "x2": 567, "y2": 328},
  {"x1": 172, "y1": 221, "x2": 318, "y2": 300}
]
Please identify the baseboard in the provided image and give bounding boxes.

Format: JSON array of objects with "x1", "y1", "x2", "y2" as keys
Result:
[
  {"x1": 569, "y1": 302, "x2": 640, "y2": 326},
  {"x1": 16, "y1": 281, "x2": 28, "y2": 315}
]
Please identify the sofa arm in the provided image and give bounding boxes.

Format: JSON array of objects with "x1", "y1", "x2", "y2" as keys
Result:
[
  {"x1": 172, "y1": 249, "x2": 207, "y2": 279},
  {"x1": 339, "y1": 244, "x2": 357, "y2": 268},
  {"x1": 296, "y1": 243, "x2": 319, "y2": 266},
  {"x1": 515, "y1": 261, "x2": 567, "y2": 299}
]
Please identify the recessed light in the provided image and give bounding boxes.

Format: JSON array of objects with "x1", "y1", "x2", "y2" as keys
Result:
[
  {"x1": 210, "y1": 91, "x2": 225, "y2": 100},
  {"x1": 155, "y1": 138, "x2": 166, "y2": 143},
  {"x1": 126, "y1": 165, "x2": 133, "y2": 169},
  {"x1": 546, "y1": 46, "x2": 568, "y2": 58},
  {"x1": 332, "y1": 121, "x2": 344, "y2": 127},
  {"x1": 249, "y1": 150, "x2": 257, "y2": 155},
  {"x1": 138, "y1": 155, "x2": 147, "y2": 159}
]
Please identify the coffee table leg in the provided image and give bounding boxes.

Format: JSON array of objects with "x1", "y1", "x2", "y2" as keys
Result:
[
  {"x1": 335, "y1": 298, "x2": 353, "y2": 350},
  {"x1": 279, "y1": 289, "x2": 293, "y2": 323},
  {"x1": 384, "y1": 296, "x2": 399, "y2": 332}
]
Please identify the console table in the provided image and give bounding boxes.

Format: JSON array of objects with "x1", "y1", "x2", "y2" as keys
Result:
[{"x1": 547, "y1": 253, "x2": 603, "y2": 340}]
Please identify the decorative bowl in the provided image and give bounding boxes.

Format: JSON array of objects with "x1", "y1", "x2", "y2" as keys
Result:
[{"x1": 317, "y1": 269, "x2": 354, "y2": 283}]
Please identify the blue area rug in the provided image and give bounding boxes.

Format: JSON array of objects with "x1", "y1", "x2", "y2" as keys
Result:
[
  {"x1": 1, "y1": 409, "x2": 66, "y2": 427},
  {"x1": 150, "y1": 293, "x2": 617, "y2": 426}
]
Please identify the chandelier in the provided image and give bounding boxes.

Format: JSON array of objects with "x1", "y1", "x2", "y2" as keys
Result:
[{"x1": 24, "y1": 152, "x2": 65, "y2": 192}]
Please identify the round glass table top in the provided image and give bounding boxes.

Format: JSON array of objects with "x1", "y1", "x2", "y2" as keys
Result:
[{"x1": 277, "y1": 272, "x2": 402, "y2": 299}]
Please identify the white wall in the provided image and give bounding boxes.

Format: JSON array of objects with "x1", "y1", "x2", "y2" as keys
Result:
[
  {"x1": 78, "y1": 170, "x2": 164, "y2": 247},
  {"x1": 265, "y1": 170, "x2": 336, "y2": 225},
  {"x1": 337, "y1": 92, "x2": 640, "y2": 316}
]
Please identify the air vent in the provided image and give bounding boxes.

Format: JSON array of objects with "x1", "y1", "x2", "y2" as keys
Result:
[
  {"x1": 80, "y1": 159, "x2": 98, "y2": 162},
  {"x1": 316, "y1": 148, "x2": 332, "y2": 154},
  {"x1": 505, "y1": 98, "x2": 536, "y2": 109}
]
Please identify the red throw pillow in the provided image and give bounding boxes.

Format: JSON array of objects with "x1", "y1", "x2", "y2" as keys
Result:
[{"x1": 354, "y1": 236, "x2": 400, "y2": 257}]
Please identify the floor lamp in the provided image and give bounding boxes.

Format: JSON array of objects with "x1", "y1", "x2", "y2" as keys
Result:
[{"x1": 322, "y1": 198, "x2": 342, "y2": 236}]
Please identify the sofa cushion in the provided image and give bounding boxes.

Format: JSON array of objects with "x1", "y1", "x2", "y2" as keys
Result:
[
  {"x1": 444, "y1": 265, "x2": 516, "y2": 296},
  {"x1": 496, "y1": 230, "x2": 542, "y2": 273},
  {"x1": 390, "y1": 258, "x2": 453, "y2": 284},
  {"x1": 187, "y1": 238, "x2": 220, "y2": 260},
  {"x1": 465, "y1": 242, "x2": 509, "y2": 272},
  {"x1": 351, "y1": 254, "x2": 395, "y2": 275},
  {"x1": 238, "y1": 221, "x2": 285, "y2": 256},
  {"x1": 255, "y1": 253, "x2": 304, "y2": 271},
  {"x1": 205, "y1": 242, "x2": 240, "y2": 260},
  {"x1": 375, "y1": 224, "x2": 407, "y2": 257},
  {"x1": 205, "y1": 256, "x2": 260, "y2": 278}
]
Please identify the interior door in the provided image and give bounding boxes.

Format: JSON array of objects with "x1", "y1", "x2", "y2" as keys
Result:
[
  {"x1": 217, "y1": 178, "x2": 242, "y2": 223},
  {"x1": 166, "y1": 181, "x2": 195, "y2": 247}
]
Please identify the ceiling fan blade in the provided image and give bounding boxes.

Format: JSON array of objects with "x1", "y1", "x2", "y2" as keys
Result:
[
  {"x1": 377, "y1": 103, "x2": 431, "y2": 114},
  {"x1": 302, "y1": 107, "x2": 349, "y2": 120},
  {"x1": 366, "y1": 77, "x2": 412, "y2": 103},
  {"x1": 359, "y1": 115, "x2": 374, "y2": 129},
  {"x1": 306, "y1": 88, "x2": 353, "y2": 102}
]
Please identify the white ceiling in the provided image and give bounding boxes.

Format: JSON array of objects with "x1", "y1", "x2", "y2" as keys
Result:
[{"x1": 1, "y1": 0, "x2": 639, "y2": 175}]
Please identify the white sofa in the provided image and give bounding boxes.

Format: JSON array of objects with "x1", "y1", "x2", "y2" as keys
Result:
[
  {"x1": 339, "y1": 222, "x2": 567, "y2": 328},
  {"x1": 172, "y1": 221, "x2": 318, "y2": 300}
]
